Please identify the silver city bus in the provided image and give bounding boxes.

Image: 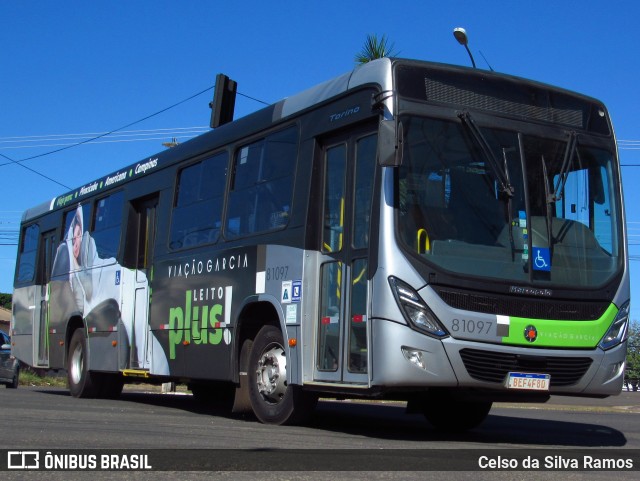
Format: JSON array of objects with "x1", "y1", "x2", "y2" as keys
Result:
[{"x1": 11, "y1": 58, "x2": 629, "y2": 430}]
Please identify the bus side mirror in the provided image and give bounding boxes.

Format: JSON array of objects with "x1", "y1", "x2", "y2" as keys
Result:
[{"x1": 378, "y1": 119, "x2": 403, "y2": 167}]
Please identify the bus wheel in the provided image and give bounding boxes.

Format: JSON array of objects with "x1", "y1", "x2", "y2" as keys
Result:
[
  {"x1": 422, "y1": 394, "x2": 492, "y2": 431},
  {"x1": 67, "y1": 329, "x2": 100, "y2": 398},
  {"x1": 248, "y1": 325, "x2": 316, "y2": 425},
  {"x1": 7, "y1": 364, "x2": 19, "y2": 389}
]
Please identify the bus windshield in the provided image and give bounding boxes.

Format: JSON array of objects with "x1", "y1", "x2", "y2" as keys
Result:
[{"x1": 397, "y1": 115, "x2": 621, "y2": 288}]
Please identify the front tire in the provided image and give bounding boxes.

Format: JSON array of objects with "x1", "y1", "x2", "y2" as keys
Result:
[
  {"x1": 67, "y1": 329, "x2": 101, "y2": 398},
  {"x1": 248, "y1": 325, "x2": 316, "y2": 425}
]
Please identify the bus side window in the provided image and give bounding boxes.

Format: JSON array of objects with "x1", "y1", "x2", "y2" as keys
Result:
[
  {"x1": 226, "y1": 126, "x2": 298, "y2": 238},
  {"x1": 16, "y1": 224, "x2": 40, "y2": 284},
  {"x1": 170, "y1": 152, "x2": 227, "y2": 249},
  {"x1": 91, "y1": 191, "x2": 124, "y2": 259}
]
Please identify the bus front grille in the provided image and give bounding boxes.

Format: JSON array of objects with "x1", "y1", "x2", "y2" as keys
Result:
[
  {"x1": 434, "y1": 287, "x2": 609, "y2": 321},
  {"x1": 459, "y1": 348, "x2": 593, "y2": 387}
]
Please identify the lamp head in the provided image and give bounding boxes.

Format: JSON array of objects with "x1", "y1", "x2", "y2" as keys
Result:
[{"x1": 453, "y1": 27, "x2": 468, "y2": 46}]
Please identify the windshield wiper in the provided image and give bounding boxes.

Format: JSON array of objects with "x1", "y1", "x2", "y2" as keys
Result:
[
  {"x1": 548, "y1": 131, "x2": 577, "y2": 203},
  {"x1": 458, "y1": 111, "x2": 514, "y2": 199},
  {"x1": 541, "y1": 155, "x2": 554, "y2": 252},
  {"x1": 459, "y1": 111, "x2": 519, "y2": 261},
  {"x1": 541, "y1": 132, "x2": 578, "y2": 253},
  {"x1": 501, "y1": 146, "x2": 516, "y2": 260}
]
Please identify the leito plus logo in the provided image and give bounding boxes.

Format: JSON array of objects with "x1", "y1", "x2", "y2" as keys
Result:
[
  {"x1": 8, "y1": 451, "x2": 40, "y2": 469},
  {"x1": 167, "y1": 287, "x2": 233, "y2": 360}
]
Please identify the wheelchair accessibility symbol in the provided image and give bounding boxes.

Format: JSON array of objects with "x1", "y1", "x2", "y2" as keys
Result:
[{"x1": 532, "y1": 247, "x2": 551, "y2": 272}]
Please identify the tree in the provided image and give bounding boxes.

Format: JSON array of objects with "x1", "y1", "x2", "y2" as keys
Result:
[
  {"x1": 626, "y1": 321, "x2": 640, "y2": 387},
  {"x1": 355, "y1": 34, "x2": 398, "y2": 65},
  {"x1": 0, "y1": 293, "x2": 11, "y2": 310}
]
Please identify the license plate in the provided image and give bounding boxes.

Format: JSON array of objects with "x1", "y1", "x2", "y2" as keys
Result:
[{"x1": 506, "y1": 372, "x2": 550, "y2": 391}]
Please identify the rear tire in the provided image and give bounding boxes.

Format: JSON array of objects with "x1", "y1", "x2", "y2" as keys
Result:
[
  {"x1": 422, "y1": 392, "x2": 492, "y2": 431},
  {"x1": 67, "y1": 329, "x2": 101, "y2": 398},
  {"x1": 7, "y1": 364, "x2": 19, "y2": 389},
  {"x1": 248, "y1": 325, "x2": 316, "y2": 425}
]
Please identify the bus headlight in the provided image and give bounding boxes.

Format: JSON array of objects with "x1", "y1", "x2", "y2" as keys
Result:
[
  {"x1": 389, "y1": 276, "x2": 448, "y2": 339},
  {"x1": 599, "y1": 301, "x2": 630, "y2": 351}
]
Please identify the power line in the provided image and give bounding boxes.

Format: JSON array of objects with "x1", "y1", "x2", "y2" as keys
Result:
[
  {"x1": 0, "y1": 84, "x2": 270, "y2": 187},
  {"x1": 0, "y1": 86, "x2": 219, "y2": 189},
  {"x1": 0, "y1": 152, "x2": 71, "y2": 190},
  {"x1": 0, "y1": 126, "x2": 208, "y2": 142},
  {"x1": 0, "y1": 85, "x2": 215, "y2": 168},
  {"x1": 3, "y1": 129, "x2": 636, "y2": 156},
  {"x1": 0, "y1": 127, "x2": 209, "y2": 150},
  {"x1": 0, "y1": 133, "x2": 206, "y2": 151},
  {"x1": 237, "y1": 91, "x2": 269, "y2": 106}
]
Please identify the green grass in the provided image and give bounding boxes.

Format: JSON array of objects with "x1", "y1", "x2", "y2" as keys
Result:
[
  {"x1": 19, "y1": 368, "x2": 67, "y2": 387},
  {"x1": 16, "y1": 368, "x2": 188, "y2": 392}
]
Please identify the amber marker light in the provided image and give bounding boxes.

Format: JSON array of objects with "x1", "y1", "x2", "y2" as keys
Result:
[
  {"x1": 289, "y1": 338, "x2": 297, "y2": 348},
  {"x1": 112, "y1": 341, "x2": 118, "y2": 347}
]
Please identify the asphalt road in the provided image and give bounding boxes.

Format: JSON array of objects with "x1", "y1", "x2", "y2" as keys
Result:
[{"x1": 1, "y1": 386, "x2": 639, "y2": 480}]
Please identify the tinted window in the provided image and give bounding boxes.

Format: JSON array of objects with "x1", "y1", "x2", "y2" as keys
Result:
[
  {"x1": 170, "y1": 152, "x2": 228, "y2": 249},
  {"x1": 226, "y1": 127, "x2": 298, "y2": 237},
  {"x1": 352, "y1": 134, "x2": 377, "y2": 249},
  {"x1": 398, "y1": 115, "x2": 621, "y2": 288},
  {"x1": 17, "y1": 224, "x2": 39, "y2": 284},
  {"x1": 322, "y1": 144, "x2": 346, "y2": 253},
  {"x1": 92, "y1": 191, "x2": 124, "y2": 258}
]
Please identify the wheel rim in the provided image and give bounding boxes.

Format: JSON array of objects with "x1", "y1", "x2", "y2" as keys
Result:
[
  {"x1": 70, "y1": 343, "x2": 84, "y2": 385},
  {"x1": 255, "y1": 343, "x2": 287, "y2": 404}
]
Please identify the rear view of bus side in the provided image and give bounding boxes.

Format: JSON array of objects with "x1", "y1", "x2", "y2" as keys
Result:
[{"x1": 11, "y1": 58, "x2": 629, "y2": 431}]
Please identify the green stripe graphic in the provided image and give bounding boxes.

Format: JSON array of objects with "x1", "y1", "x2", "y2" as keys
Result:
[{"x1": 501, "y1": 303, "x2": 618, "y2": 348}]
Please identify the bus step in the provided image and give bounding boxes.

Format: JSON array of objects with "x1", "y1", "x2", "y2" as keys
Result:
[{"x1": 121, "y1": 369, "x2": 150, "y2": 378}]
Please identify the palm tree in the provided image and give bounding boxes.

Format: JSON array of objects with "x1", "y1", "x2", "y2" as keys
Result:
[{"x1": 355, "y1": 34, "x2": 398, "y2": 64}]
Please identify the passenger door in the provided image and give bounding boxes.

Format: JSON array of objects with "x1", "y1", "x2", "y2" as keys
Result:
[
  {"x1": 124, "y1": 195, "x2": 158, "y2": 369},
  {"x1": 314, "y1": 128, "x2": 378, "y2": 384},
  {"x1": 34, "y1": 230, "x2": 56, "y2": 367}
]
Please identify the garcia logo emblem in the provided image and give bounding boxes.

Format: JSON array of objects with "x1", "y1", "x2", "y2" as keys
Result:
[{"x1": 524, "y1": 325, "x2": 538, "y2": 343}]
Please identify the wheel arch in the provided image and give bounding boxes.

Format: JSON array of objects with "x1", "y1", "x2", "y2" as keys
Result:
[
  {"x1": 64, "y1": 315, "x2": 85, "y2": 366},
  {"x1": 232, "y1": 295, "x2": 289, "y2": 383}
]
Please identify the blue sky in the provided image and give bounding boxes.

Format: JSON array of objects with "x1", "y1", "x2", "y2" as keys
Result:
[{"x1": 1, "y1": 1, "x2": 639, "y2": 320}]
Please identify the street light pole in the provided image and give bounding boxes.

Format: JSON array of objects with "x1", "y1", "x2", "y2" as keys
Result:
[{"x1": 453, "y1": 27, "x2": 477, "y2": 69}]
